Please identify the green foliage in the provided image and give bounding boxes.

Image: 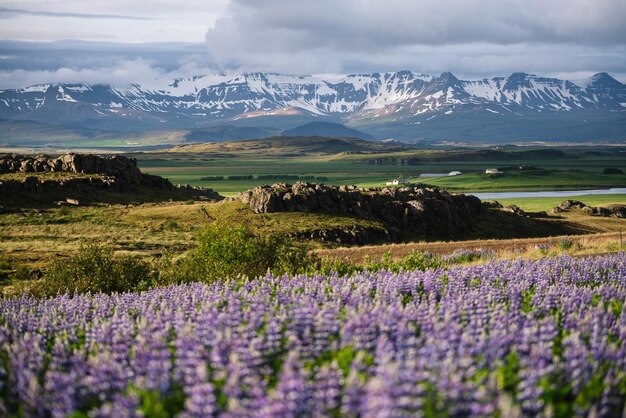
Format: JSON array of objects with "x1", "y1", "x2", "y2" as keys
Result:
[
  {"x1": 256, "y1": 174, "x2": 300, "y2": 180},
  {"x1": 313, "y1": 251, "x2": 442, "y2": 277},
  {"x1": 137, "y1": 387, "x2": 186, "y2": 418},
  {"x1": 226, "y1": 175, "x2": 254, "y2": 180},
  {"x1": 12, "y1": 265, "x2": 31, "y2": 281},
  {"x1": 0, "y1": 260, "x2": 33, "y2": 283},
  {"x1": 603, "y1": 167, "x2": 624, "y2": 175},
  {"x1": 313, "y1": 258, "x2": 363, "y2": 277},
  {"x1": 175, "y1": 222, "x2": 313, "y2": 283},
  {"x1": 497, "y1": 351, "x2": 521, "y2": 395},
  {"x1": 34, "y1": 244, "x2": 153, "y2": 296},
  {"x1": 365, "y1": 251, "x2": 442, "y2": 273},
  {"x1": 557, "y1": 238, "x2": 574, "y2": 251}
]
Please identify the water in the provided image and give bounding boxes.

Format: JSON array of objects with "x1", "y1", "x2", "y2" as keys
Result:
[{"x1": 471, "y1": 187, "x2": 626, "y2": 200}]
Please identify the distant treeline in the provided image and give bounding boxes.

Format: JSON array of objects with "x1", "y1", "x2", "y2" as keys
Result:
[{"x1": 201, "y1": 175, "x2": 329, "y2": 181}]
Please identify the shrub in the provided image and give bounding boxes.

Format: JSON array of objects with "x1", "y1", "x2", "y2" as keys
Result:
[
  {"x1": 12, "y1": 265, "x2": 31, "y2": 281},
  {"x1": 176, "y1": 222, "x2": 313, "y2": 283},
  {"x1": 256, "y1": 174, "x2": 300, "y2": 180},
  {"x1": 35, "y1": 244, "x2": 152, "y2": 296},
  {"x1": 536, "y1": 243, "x2": 551, "y2": 255},
  {"x1": 367, "y1": 251, "x2": 442, "y2": 272},
  {"x1": 226, "y1": 175, "x2": 254, "y2": 180},
  {"x1": 313, "y1": 251, "x2": 442, "y2": 276},
  {"x1": 312, "y1": 258, "x2": 362, "y2": 277},
  {"x1": 557, "y1": 238, "x2": 574, "y2": 251},
  {"x1": 442, "y1": 249, "x2": 496, "y2": 264},
  {"x1": 603, "y1": 167, "x2": 624, "y2": 175},
  {"x1": 200, "y1": 176, "x2": 224, "y2": 181}
]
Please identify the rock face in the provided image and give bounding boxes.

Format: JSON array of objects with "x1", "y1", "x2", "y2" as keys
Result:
[
  {"x1": 503, "y1": 205, "x2": 526, "y2": 216},
  {"x1": 551, "y1": 199, "x2": 625, "y2": 218},
  {"x1": 238, "y1": 182, "x2": 482, "y2": 239},
  {"x1": 0, "y1": 153, "x2": 144, "y2": 180},
  {"x1": 0, "y1": 153, "x2": 222, "y2": 201}
]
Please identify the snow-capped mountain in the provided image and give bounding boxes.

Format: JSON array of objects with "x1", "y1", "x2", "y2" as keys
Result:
[{"x1": 1, "y1": 71, "x2": 625, "y2": 142}]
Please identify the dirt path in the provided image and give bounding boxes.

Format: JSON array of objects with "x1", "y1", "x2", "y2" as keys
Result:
[{"x1": 315, "y1": 231, "x2": 624, "y2": 261}]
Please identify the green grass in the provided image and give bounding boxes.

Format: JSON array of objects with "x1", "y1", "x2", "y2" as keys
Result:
[
  {"x1": 497, "y1": 194, "x2": 626, "y2": 212},
  {"x1": 425, "y1": 170, "x2": 626, "y2": 192},
  {"x1": 134, "y1": 145, "x2": 626, "y2": 196},
  {"x1": 137, "y1": 154, "x2": 626, "y2": 196},
  {"x1": 138, "y1": 158, "x2": 425, "y2": 195}
]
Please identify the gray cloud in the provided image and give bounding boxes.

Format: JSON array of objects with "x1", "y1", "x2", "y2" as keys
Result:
[
  {"x1": 0, "y1": 41, "x2": 217, "y2": 89},
  {"x1": 0, "y1": 7, "x2": 151, "y2": 20},
  {"x1": 205, "y1": 0, "x2": 626, "y2": 76},
  {"x1": 0, "y1": 1, "x2": 625, "y2": 88}
]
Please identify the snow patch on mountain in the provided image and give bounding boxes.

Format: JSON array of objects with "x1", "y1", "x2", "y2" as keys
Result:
[{"x1": 0, "y1": 71, "x2": 624, "y2": 128}]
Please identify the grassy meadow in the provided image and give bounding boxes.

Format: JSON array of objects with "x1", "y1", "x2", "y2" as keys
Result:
[
  {"x1": 497, "y1": 194, "x2": 626, "y2": 212},
  {"x1": 135, "y1": 145, "x2": 626, "y2": 196},
  {"x1": 2, "y1": 141, "x2": 625, "y2": 294}
]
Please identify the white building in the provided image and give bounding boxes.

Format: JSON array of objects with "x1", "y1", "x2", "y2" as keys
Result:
[
  {"x1": 448, "y1": 171, "x2": 462, "y2": 176},
  {"x1": 386, "y1": 178, "x2": 410, "y2": 186},
  {"x1": 485, "y1": 168, "x2": 502, "y2": 174}
]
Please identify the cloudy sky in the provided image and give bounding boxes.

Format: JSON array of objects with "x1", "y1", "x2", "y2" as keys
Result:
[{"x1": 1, "y1": 0, "x2": 625, "y2": 88}]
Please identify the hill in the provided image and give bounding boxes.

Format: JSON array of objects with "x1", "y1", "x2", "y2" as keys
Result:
[
  {"x1": 168, "y1": 135, "x2": 407, "y2": 156},
  {"x1": 281, "y1": 122, "x2": 373, "y2": 140}
]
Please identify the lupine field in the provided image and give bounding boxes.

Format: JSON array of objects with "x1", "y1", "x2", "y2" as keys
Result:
[{"x1": 1, "y1": 254, "x2": 626, "y2": 417}]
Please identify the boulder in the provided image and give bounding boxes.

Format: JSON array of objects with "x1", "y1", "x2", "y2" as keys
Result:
[
  {"x1": 65, "y1": 198, "x2": 81, "y2": 206},
  {"x1": 582, "y1": 206, "x2": 597, "y2": 216},
  {"x1": 558, "y1": 200, "x2": 587, "y2": 210},
  {"x1": 483, "y1": 200, "x2": 503, "y2": 209},
  {"x1": 611, "y1": 206, "x2": 626, "y2": 218},
  {"x1": 19, "y1": 159, "x2": 34, "y2": 173},
  {"x1": 503, "y1": 205, "x2": 526, "y2": 216}
]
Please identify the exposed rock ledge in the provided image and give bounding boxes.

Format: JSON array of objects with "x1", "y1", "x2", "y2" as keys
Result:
[
  {"x1": 237, "y1": 182, "x2": 482, "y2": 239},
  {"x1": 0, "y1": 153, "x2": 222, "y2": 201},
  {"x1": 551, "y1": 199, "x2": 626, "y2": 218}
]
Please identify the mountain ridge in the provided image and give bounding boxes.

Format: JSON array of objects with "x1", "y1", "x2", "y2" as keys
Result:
[{"x1": 1, "y1": 71, "x2": 625, "y2": 143}]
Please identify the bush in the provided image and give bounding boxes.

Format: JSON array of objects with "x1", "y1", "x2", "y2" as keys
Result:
[
  {"x1": 200, "y1": 176, "x2": 224, "y2": 181},
  {"x1": 557, "y1": 238, "x2": 574, "y2": 251},
  {"x1": 441, "y1": 249, "x2": 496, "y2": 264},
  {"x1": 536, "y1": 243, "x2": 551, "y2": 255},
  {"x1": 176, "y1": 222, "x2": 313, "y2": 283},
  {"x1": 366, "y1": 251, "x2": 442, "y2": 273},
  {"x1": 35, "y1": 244, "x2": 153, "y2": 296},
  {"x1": 256, "y1": 174, "x2": 300, "y2": 180},
  {"x1": 226, "y1": 175, "x2": 254, "y2": 180},
  {"x1": 603, "y1": 167, "x2": 624, "y2": 175},
  {"x1": 312, "y1": 251, "x2": 442, "y2": 276}
]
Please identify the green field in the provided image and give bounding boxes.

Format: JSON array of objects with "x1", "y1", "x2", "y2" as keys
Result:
[
  {"x1": 137, "y1": 158, "x2": 427, "y2": 195},
  {"x1": 496, "y1": 194, "x2": 626, "y2": 212},
  {"x1": 425, "y1": 170, "x2": 626, "y2": 191},
  {"x1": 136, "y1": 148, "x2": 626, "y2": 196}
]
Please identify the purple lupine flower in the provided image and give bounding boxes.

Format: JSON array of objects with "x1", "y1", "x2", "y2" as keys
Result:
[{"x1": 0, "y1": 253, "x2": 624, "y2": 416}]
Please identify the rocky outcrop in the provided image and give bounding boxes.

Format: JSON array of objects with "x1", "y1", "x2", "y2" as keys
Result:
[
  {"x1": 0, "y1": 153, "x2": 222, "y2": 202},
  {"x1": 551, "y1": 199, "x2": 625, "y2": 218},
  {"x1": 503, "y1": 205, "x2": 526, "y2": 216},
  {"x1": 552, "y1": 200, "x2": 587, "y2": 212},
  {"x1": 238, "y1": 182, "x2": 482, "y2": 239},
  {"x1": 483, "y1": 200, "x2": 503, "y2": 209},
  {"x1": 0, "y1": 153, "x2": 144, "y2": 181}
]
